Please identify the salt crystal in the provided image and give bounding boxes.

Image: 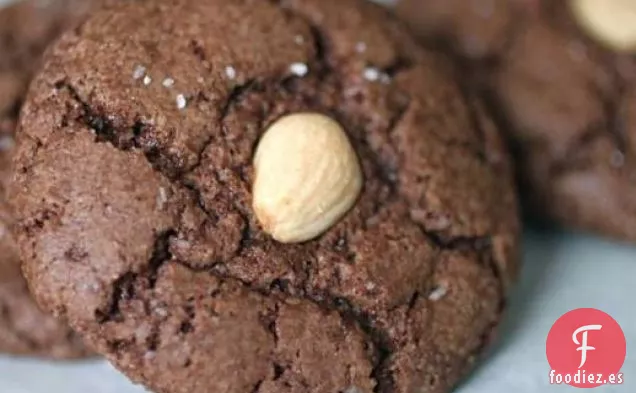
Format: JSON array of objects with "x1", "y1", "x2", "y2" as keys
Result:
[
  {"x1": 428, "y1": 286, "x2": 448, "y2": 301},
  {"x1": 144, "y1": 351, "x2": 156, "y2": 360},
  {"x1": 132, "y1": 65, "x2": 146, "y2": 80},
  {"x1": 363, "y1": 67, "x2": 380, "y2": 82},
  {"x1": 289, "y1": 62, "x2": 309, "y2": 77},
  {"x1": 176, "y1": 94, "x2": 187, "y2": 110},
  {"x1": 81, "y1": 281, "x2": 101, "y2": 292},
  {"x1": 162, "y1": 77, "x2": 175, "y2": 88},
  {"x1": 157, "y1": 187, "x2": 168, "y2": 209},
  {"x1": 225, "y1": 66, "x2": 237, "y2": 80},
  {"x1": 143, "y1": 75, "x2": 152, "y2": 86},
  {"x1": 355, "y1": 42, "x2": 367, "y2": 53}
]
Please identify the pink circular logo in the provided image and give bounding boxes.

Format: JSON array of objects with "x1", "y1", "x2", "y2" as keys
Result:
[{"x1": 546, "y1": 308, "x2": 626, "y2": 388}]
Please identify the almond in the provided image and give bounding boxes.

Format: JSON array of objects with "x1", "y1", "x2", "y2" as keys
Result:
[
  {"x1": 253, "y1": 113, "x2": 363, "y2": 243},
  {"x1": 571, "y1": 0, "x2": 636, "y2": 52}
]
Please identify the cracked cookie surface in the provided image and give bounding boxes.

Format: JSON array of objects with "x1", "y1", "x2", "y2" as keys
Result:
[
  {"x1": 397, "y1": 0, "x2": 636, "y2": 242},
  {"x1": 10, "y1": 0, "x2": 518, "y2": 391},
  {"x1": 0, "y1": 0, "x2": 93, "y2": 358}
]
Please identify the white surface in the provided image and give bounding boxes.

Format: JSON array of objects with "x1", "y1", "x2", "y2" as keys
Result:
[
  {"x1": 458, "y1": 230, "x2": 635, "y2": 392},
  {"x1": 0, "y1": 0, "x2": 634, "y2": 391},
  {"x1": 1, "y1": 230, "x2": 633, "y2": 392}
]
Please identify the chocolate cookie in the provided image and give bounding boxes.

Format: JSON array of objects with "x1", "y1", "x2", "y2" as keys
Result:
[
  {"x1": 0, "y1": 0, "x2": 93, "y2": 358},
  {"x1": 10, "y1": 0, "x2": 519, "y2": 391},
  {"x1": 397, "y1": 0, "x2": 636, "y2": 241}
]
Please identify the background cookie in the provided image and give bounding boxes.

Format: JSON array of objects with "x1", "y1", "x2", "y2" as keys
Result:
[
  {"x1": 0, "y1": 0, "x2": 94, "y2": 176},
  {"x1": 0, "y1": 0, "x2": 93, "y2": 358},
  {"x1": 397, "y1": 0, "x2": 636, "y2": 242},
  {"x1": 10, "y1": 0, "x2": 519, "y2": 391}
]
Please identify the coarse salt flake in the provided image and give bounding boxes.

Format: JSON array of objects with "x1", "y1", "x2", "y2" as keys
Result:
[
  {"x1": 162, "y1": 77, "x2": 175, "y2": 88},
  {"x1": 176, "y1": 94, "x2": 187, "y2": 110},
  {"x1": 363, "y1": 67, "x2": 380, "y2": 82},
  {"x1": 289, "y1": 62, "x2": 309, "y2": 77},
  {"x1": 428, "y1": 285, "x2": 448, "y2": 301},
  {"x1": 225, "y1": 65, "x2": 237, "y2": 80},
  {"x1": 132, "y1": 65, "x2": 146, "y2": 80},
  {"x1": 143, "y1": 75, "x2": 152, "y2": 86},
  {"x1": 157, "y1": 187, "x2": 168, "y2": 208}
]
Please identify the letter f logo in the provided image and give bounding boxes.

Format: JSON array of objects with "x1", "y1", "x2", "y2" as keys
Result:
[{"x1": 573, "y1": 325, "x2": 603, "y2": 368}]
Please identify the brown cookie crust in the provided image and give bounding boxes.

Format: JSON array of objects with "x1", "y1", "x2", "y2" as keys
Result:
[
  {"x1": 0, "y1": 0, "x2": 95, "y2": 358},
  {"x1": 397, "y1": 0, "x2": 636, "y2": 242},
  {"x1": 10, "y1": 0, "x2": 518, "y2": 391},
  {"x1": 0, "y1": 202, "x2": 89, "y2": 358}
]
